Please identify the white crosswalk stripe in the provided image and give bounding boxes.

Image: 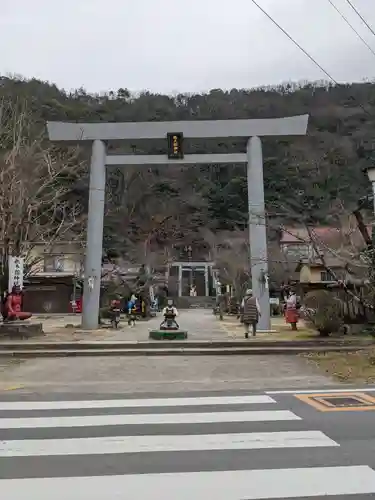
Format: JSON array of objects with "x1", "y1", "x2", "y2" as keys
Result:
[
  {"x1": 0, "y1": 394, "x2": 275, "y2": 410},
  {"x1": 4, "y1": 467, "x2": 375, "y2": 500},
  {"x1": 1, "y1": 393, "x2": 375, "y2": 499},
  {"x1": 0, "y1": 430, "x2": 339, "y2": 457},
  {"x1": 0, "y1": 409, "x2": 301, "y2": 428}
]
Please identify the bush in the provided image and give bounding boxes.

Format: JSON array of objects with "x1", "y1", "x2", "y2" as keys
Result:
[
  {"x1": 302, "y1": 290, "x2": 344, "y2": 337},
  {"x1": 99, "y1": 306, "x2": 114, "y2": 320}
]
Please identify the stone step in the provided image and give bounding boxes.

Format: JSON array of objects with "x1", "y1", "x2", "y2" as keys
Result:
[
  {"x1": 0, "y1": 339, "x2": 372, "y2": 350},
  {"x1": 0, "y1": 344, "x2": 369, "y2": 357},
  {"x1": 0, "y1": 322, "x2": 43, "y2": 338},
  {"x1": 175, "y1": 297, "x2": 216, "y2": 309}
]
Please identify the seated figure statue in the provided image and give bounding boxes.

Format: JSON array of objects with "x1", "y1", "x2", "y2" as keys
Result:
[
  {"x1": 160, "y1": 299, "x2": 179, "y2": 329},
  {"x1": 4, "y1": 285, "x2": 32, "y2": 321}
]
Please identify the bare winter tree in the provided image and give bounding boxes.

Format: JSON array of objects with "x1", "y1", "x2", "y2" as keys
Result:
[
  {"x1": 201, "y1": 226, "x2": 296, "y2": 298},
  {"x1": 278, "y1": 213, "x2": 375, "y2": 326},
  {"x1": 0, "y1": 98, "x2": 87, "y2": 290},
  {"x1": 268, "y1": 241, "x2": 297, "y2": 287},
  {"x1": 270, "y1": 172, "x2": 374, "y2": 296},
  {"x1": 105, "y1": 164, "x2": 207, "y2": 266},
  {"x1": 100, "y1": 164, "x2": 208, "y2": 310},
  {"x1": 201, "y1": 229, "x2": 250, "y2": 297},
  {"x1": 305, "y1": 222, "x2": 374, "y2": 307}
]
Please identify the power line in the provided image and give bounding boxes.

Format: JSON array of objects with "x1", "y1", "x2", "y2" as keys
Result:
[
  {"x1": 345, "y1": 0, "x2": 375, "y2": 39},
  {"x1": 249, "y1": 0, "x2": 339, "y2": 84},
  {"x1": 249, "y1": 0, "x2": 370, "y2": 116},
  {"x1": 327, "y1": 0, "x2": 375, "y2": 59}
]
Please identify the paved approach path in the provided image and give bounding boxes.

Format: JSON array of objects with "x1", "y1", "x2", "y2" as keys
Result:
[
  {"x1": 111, "y1": 308, "x2": 228, "y2": 341},
  {"x1": 0, "y1": 309, "x2": 332, "y2": 394},
  {"x1": 26, "y1": 309, "x2": 296, "y2": 342},
  {"x1": 1, "y1": 388, "x2": 375, "y2": 499},
  {"x1": 27, "y1": 309, "x2": 234, "y2": 342}
]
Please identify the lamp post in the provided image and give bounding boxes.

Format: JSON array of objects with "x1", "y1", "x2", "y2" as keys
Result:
[{"x1": 365, "y1": 166, "x2": 375, "y2": 215}]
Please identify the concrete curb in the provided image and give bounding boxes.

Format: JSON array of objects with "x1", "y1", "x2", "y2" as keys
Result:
[
  {"x1": 0, "y1": 345, "x2": 371, "y2": 357},
  {"x1": 0, "y1": 339, "x2": 373, "y2": 350}
]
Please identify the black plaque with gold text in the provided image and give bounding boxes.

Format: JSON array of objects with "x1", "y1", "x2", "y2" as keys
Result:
[{"x1": 167, "y1": 132, "x2": 184, "y2": 159}]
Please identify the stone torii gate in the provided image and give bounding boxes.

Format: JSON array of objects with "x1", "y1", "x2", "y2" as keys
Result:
[{"x1": 47, "y1": 115, "x2": 309, "y2": 331}]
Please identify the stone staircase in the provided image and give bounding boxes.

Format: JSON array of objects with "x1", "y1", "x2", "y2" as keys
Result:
[{"x1": 175, "y1": 296, "x2": 216, "y2": 309}]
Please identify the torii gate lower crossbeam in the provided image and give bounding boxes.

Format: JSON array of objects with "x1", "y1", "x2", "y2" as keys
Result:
[{"x1": 47, "y1": 115, "x2": 309, "y2": 331}]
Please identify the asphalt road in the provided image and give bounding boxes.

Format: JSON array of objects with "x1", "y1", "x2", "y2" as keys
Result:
[{"x1": 1, "y1": 386, "x2": 375, "y2": 499}]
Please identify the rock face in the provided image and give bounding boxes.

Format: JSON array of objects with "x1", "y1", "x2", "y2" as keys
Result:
[{"x1": 0, "y1": 321, "x2": 44, "y2": 338}]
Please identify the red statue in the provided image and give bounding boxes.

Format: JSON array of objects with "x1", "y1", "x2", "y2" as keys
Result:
[{"x1": 4, "y1": 285, "x2": 32, "y2": 321}]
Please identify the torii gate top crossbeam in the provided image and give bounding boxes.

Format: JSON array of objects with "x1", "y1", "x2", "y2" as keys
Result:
[{"x1": 46, "y1": 115, "x2": 308, "y2": 142}]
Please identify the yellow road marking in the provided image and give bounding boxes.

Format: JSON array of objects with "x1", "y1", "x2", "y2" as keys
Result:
[{"x1": 1, "y1": 385, "x2": 25, "y2": 392}]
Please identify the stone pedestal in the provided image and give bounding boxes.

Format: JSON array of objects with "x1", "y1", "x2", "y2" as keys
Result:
[
  {"x1": 149, "y1": 329, "x2": 188, "y2": 340},
  {"x1": 0, "y1": 321, "x2": 44, "y2": 338}
]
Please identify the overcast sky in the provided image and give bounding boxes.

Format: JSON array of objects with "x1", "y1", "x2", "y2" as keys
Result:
[{"x1": 2, "y1": 0, "x2": 375, "y2": 94}]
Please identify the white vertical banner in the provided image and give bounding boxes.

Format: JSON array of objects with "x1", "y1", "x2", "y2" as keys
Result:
[{"x1": 8, "y1": 256, "x2": 24, "y2": 292}]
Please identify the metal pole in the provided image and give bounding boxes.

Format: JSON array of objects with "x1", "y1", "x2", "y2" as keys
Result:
[
  {"x1": 246, "y1": 136, "x2": 271, "y2": 331},
  {"x1": 178, "y1": 265, "x2": 182, "y2": 297},
  {"x1": 372, "y1": 182, "x2": 375, "y2": 216},
  {"x1": 82, "y1": 140, "x2": 106, "y2": 330},
  {"x1": 204, "y1": 264, "x2": 209, "y2": 296}
]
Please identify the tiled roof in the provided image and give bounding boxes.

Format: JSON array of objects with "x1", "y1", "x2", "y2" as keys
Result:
[{"x1": 280, "y1": 225, "x2": 373, "y2": 244}]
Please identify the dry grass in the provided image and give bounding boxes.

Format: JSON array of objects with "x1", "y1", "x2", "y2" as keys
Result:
[
  {"x1": 219, "y1": 316, "x2": 374, "y2": 343},
  {"x1": 303, "y1": 349, "x2": 375, "y2": 383},
  {"x1": 219, "y1": 315, "x2": 316, "y2": 340}
]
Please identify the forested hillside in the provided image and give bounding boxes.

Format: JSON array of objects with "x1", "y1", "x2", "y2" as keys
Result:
[{"x1": 1, "y1": 75, "x2": 374, "y2": 256}]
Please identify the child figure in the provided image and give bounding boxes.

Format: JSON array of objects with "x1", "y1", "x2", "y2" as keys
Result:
[{"x1": 127, "y1": 295, "x2": 137, "y2": 327}]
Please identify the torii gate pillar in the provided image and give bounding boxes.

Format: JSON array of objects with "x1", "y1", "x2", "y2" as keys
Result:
[
  {"x1": 247, "y1": 136, "x2": 268, "y2": 331},
  {"x1": 84, "y1": 139, "x2": 106, "y2": 328}
]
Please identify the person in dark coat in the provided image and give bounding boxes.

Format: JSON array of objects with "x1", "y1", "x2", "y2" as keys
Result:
[{"x1": 241, "y1": 288, "x2": 261, "y2": 338}]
